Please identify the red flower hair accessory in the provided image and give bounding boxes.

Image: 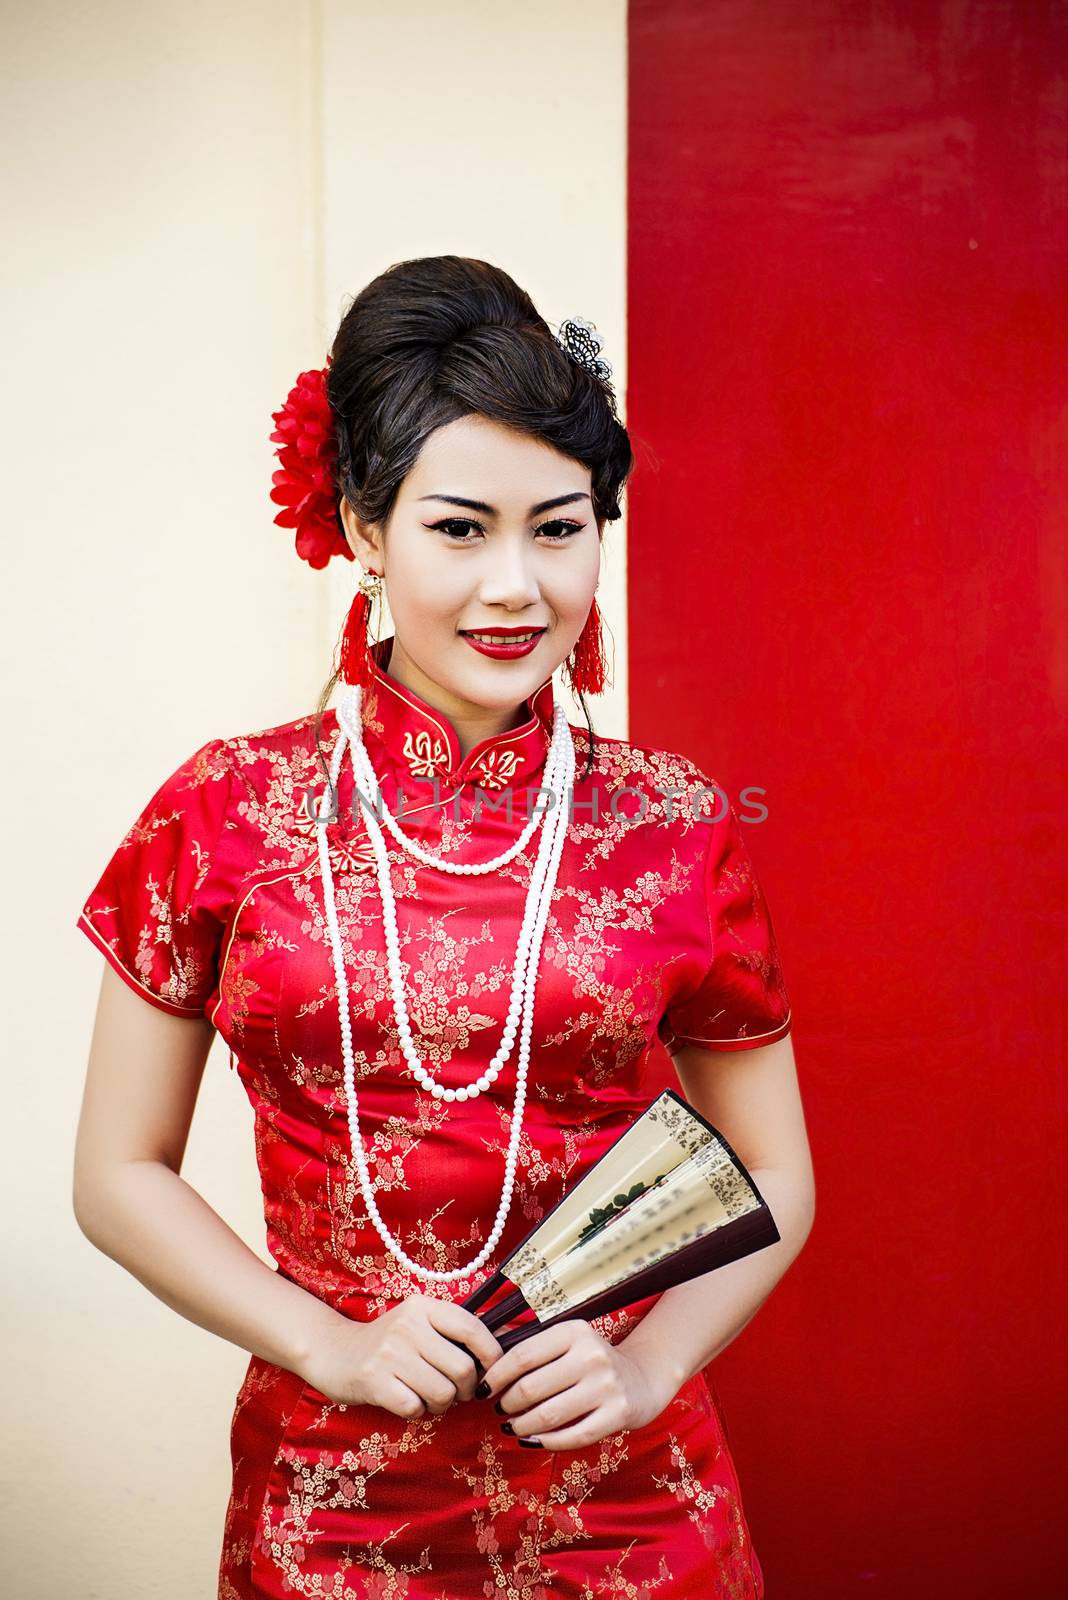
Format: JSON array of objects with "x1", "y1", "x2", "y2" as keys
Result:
[{"x1": 269, "y1": 355, "x2": 354, "y2": 569}]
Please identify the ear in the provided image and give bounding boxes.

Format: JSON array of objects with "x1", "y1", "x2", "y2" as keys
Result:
[{"x1": 339, "y1": 496, "x2": 384, "y2": 570}]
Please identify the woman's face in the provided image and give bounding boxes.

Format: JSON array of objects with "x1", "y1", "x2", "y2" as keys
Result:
[{"x1": 340, "y1": 414, "x2": 603, "y2": 730}]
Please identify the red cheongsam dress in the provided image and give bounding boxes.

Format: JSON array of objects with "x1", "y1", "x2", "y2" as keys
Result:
[{"x1": 76, "y1": 633, "x2": 792, "y2": 1600}]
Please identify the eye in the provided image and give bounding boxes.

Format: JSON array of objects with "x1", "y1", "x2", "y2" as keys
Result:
[
  {"x1": 535, "y1": 519, "x2": 583, "y2": 541},
  {"x1": 429, "y1": 518, "x2": 484, "y2": 542}
]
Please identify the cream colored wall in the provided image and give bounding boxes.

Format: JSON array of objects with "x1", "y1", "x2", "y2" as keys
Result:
[
  {"x1": 318, "y1": 3, "x2": 630, "y2": 732},
  {"x1": 4, "y1": 2, "x2": 625, "y2": 1594}
]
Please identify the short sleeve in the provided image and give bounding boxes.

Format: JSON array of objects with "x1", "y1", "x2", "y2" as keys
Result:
[
  {"x1": 75, "y1": 738, "x2": 233, "y2": 1019},
  {"x1": 657, "y1": 796, "x2": 793, "y2": 1055}
]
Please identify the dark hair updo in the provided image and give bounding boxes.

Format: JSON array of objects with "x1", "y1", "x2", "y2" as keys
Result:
[{"x1": 313, "y1": 253, "x2": 635, "y2": 788}]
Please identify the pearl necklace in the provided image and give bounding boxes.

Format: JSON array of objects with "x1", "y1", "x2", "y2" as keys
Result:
[{"x1": 315, "y1": 685, "x2": 576, "y2": 1283}]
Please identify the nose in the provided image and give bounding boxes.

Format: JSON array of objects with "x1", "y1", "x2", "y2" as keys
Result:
[{"x1": 477, "y1": 537, "x2": 541, "y2": 610}]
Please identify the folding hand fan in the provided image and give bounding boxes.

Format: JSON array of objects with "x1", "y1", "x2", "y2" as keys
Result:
[{"x1": 459, "y1": 1087, "x2": 779, "y2": 1353}]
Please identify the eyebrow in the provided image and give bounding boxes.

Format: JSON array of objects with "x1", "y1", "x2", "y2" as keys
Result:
[{"x1": 417, "y1": 492, "x2": 592, "y2": 517}]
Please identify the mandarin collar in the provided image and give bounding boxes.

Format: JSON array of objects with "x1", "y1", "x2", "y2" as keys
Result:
[{"x1": 353, "y1": 634, "x2": 555, "y2": 791}]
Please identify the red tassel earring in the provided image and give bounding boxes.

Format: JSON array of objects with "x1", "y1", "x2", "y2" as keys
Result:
[
  {"x1": 565, "y1": 595, "x2": 609, "y2": 696},
  {"x1": 337, "y1": 569, "x2": 382, "y2": 688}
]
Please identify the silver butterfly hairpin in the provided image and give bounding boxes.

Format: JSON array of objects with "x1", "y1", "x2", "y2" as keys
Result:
[{"x1": 554, "y1": 315, "x2": 619, "y2": 416}]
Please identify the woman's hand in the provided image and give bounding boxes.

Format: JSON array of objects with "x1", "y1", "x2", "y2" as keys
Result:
[
  {"x1": 477, "y1": 1318, "x2": 675, "y2": 1450},
  {"x1": 299, "y1": 1295, "x2": 504, "y2": 1419}
]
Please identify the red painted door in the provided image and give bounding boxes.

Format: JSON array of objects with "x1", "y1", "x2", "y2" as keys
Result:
[{"x1": 628, "y1": 3, "x2": 1067, "y2": 1593}]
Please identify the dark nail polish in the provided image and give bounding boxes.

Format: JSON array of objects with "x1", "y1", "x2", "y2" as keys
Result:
[
  {"x1": 499, "y1": 1421, "x2": 514, "y2": 1435},
  {"x1": 518, "y1": 1437, "x2": 543, "y2": 1448},
  {"x1": 493, "y1": 1399, "x2": 506, "y2": 1415},
  {"x1": 475, "y1": 1380, "x2": 490, "y2": 1399}
]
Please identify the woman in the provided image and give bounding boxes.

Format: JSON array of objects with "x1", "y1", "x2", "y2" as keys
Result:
[{"x1": 73, "y1": 255, "x2": 815, "y2": 1599}]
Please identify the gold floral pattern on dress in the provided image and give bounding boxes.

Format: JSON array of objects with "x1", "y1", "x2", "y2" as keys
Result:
[
  {"x1": 472, "y1": 745, "x2": 522, "y2": 789},
  {"x1": 403, "y1": 726, "x2": 450, "y2": 779},
  {"x1": 219, "y1": 924, "x2": 295, "y2": 1047},
  {"x1": 290, "y1": 804, "x2": 378, "y2": 874},
  {"x1": 76, "y1": 735, "x2": 232, "y2": 1017}
]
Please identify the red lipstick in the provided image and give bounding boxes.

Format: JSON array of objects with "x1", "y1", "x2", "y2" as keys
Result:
[{"x1": 459, "y1": 626, "x2": 547, "y2": 660}]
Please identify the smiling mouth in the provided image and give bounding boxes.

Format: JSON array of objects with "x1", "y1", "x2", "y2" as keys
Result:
[{"x1": 459, "y1": 628, "x2": 547, "y2": 644}]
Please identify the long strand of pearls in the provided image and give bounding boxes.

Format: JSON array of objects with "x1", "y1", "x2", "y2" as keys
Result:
[
  {"x1": 315, "y1": 686, "x2": 576, "y2": 1283},
  {"x1": 339, "y1": 687, "x2": 572, "y2": 1098}
]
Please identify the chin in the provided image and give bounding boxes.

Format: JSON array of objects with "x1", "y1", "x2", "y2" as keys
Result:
[{"x1": 455, "y1": 654, "x2": 544, "y2": 703}]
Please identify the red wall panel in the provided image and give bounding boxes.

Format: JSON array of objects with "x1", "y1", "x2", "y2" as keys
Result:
[{"x1": 628, "y1": 2, "x2": 1067, "y2": 1593}]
